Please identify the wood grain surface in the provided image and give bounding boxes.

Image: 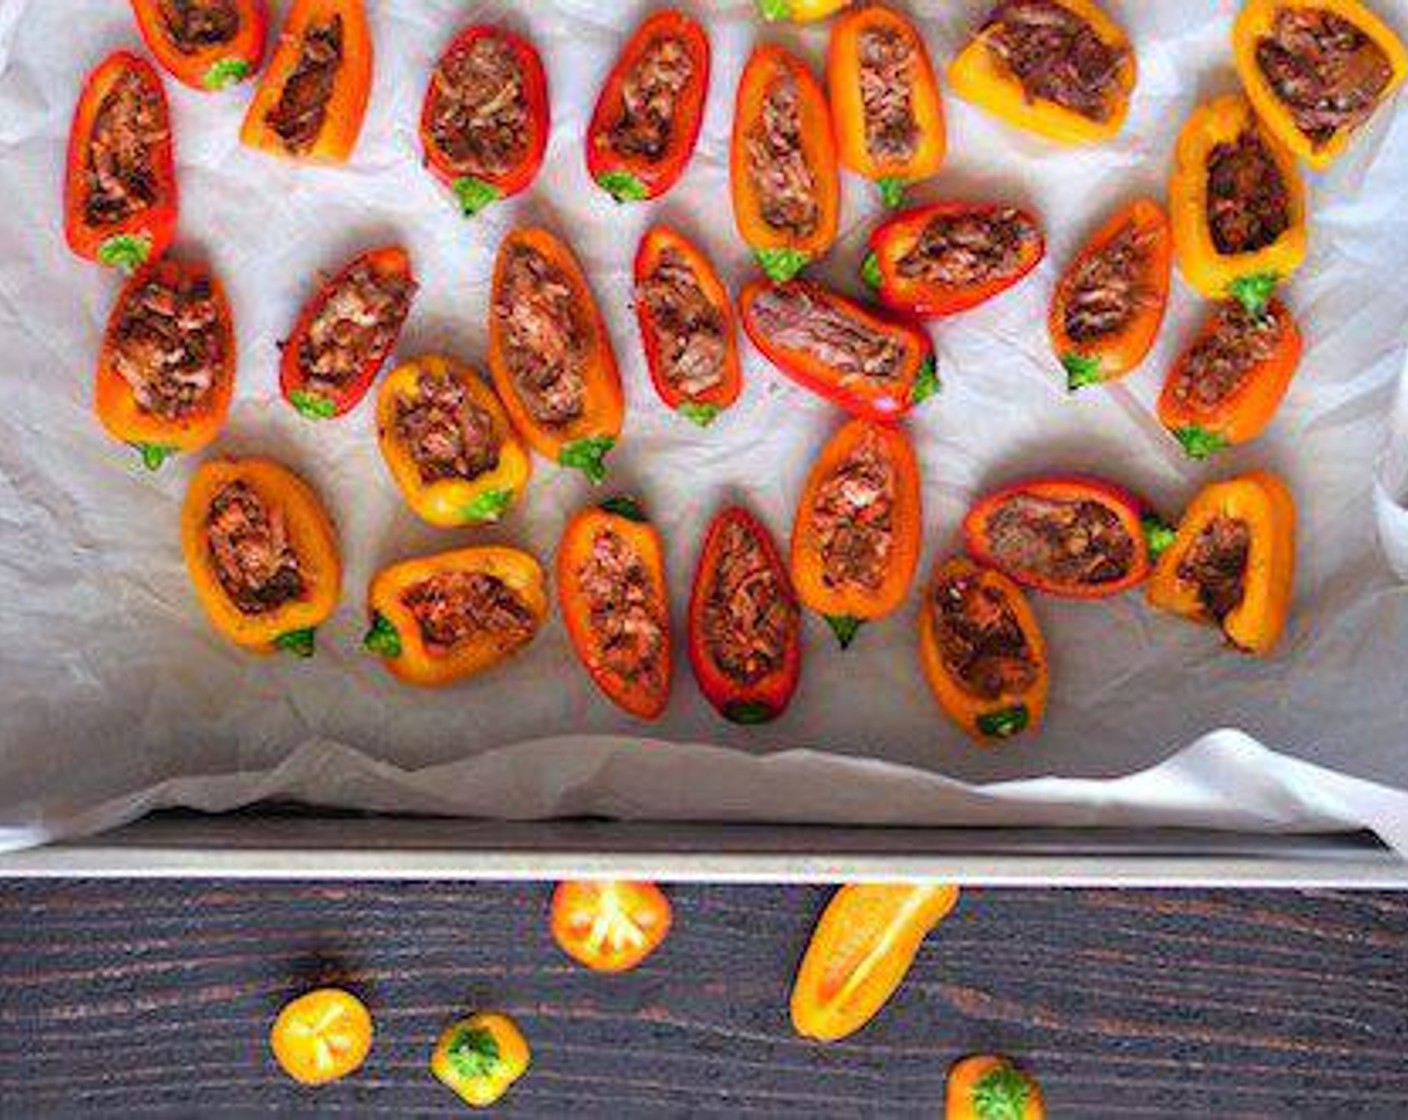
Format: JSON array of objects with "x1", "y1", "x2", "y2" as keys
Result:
[{"x1": 0, "y1": 883, "x2": 1405, "y2": 1116}]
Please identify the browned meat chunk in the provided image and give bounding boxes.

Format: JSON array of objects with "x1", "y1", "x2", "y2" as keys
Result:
[
  {"x1": 703, "y1": 520, "x2": 795, "y2": 685},
  {"x1": 746, "y1": 74, "x2": 820, "y2": 238},
  {"x1": 984, "y1": 0, "x2": 1127, "y2": 121},
  {"x1": 494, "y1": 244, "x2": 587, "y2": 427},
  {"x1": 858, "y1": 26, "x2": 918, "y2": 163},
  {"x1": 85, "y1": 70, "x2": 167, "y2": 227},
  {"x1": 1257, "y1": 7, "x2": 1393, "y2": 145},
  {"x1": 896, "y1": 208, "x2": 1038, "y2": 288},
  {"x1": 578, "y1": 529, "x2": 667, "y2": 689},
  {"x1": 402, "y1": 570, "x2": 538, "y2": 655},
  {"x1": 638, "y1": 248, "x2": 726, "y2": 398},
  {"x1": 1062, "y1": 220, "x2": 1156, "y2": 342},
  {"x1": 299, "y1": 263, "x2": 415, "y2": 398},
  {"x1": 1206, "y1": 129, "x2": 1291, "y2": 256},
  {"x1": 813, "y1": 430, "x2": 896, "y2": 591},
  {"x1": 610, "y1": 35, "x2": 695, "y2": 161},
  {"x1": 112, "y1": 268, "x2": 224, "y2": 419},
  {"x1": 986, "y1": 494, "x2": 1134, "y2": 587},
  {"x1": 1178, "y1": 515, "x2": 1251, "y2": 621},
  {"x1": 157, "y1": 0, "x2": 238, "y2": 53},
  {"x1": 1172, "y1": 301, "x2": 1287, "y2": 409},
  {"x1": 751, "y1": 283, "x2": 905, "y2": 382},
  {"x1": 931, "y1": 571, "x2": 1038, "y2": 700},
  {"x1": 428, "y1": 35, "x2": 529, "y2": 177},
  {"x1": 206, "y1": 481, "x2": 304, "y2": 614},
  {"x1": 266, "y1": 15, "x2": 342, "y2": 154},
  {"x1": 394, "y1": 373, "x2": 501, "y2": 485}
]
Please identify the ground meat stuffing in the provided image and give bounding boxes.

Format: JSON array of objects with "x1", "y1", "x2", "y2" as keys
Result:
[
  {"x1": 1172, "y1": 300, "x2": 1287, "y2": 410},
  {"x1": 206, "y1": 481, "x2": 305, "y2": 615},
  {"x1": 299, "y1": 263, "x2": 414, "y2": 398},
  {"x1": 812, "y1": 430, "x2": 896, "y2": 591},
  {"x1": 112, "y1": 266, "x2": 225, "y2": 420},
  {"x1": 745, "y1": 74, "x2": 820, "y2": 238},
  {"x1": 84, "y1": 69, "x2": 167, "y2": 227},
  {"x1": 931, "y1": 571, "x2": 1038, "y2": 700},
  {"x1": 703, "y1": 520, "x2": 795, "y2": 686},
  {"x1": 610, "y1": 35, "x2": 695, "y2": 161},
  {"x1": 577, "y1": 529, "x2": 667, "y2": 689},
  {"x1": 1257, "y1": 7, "x2": 1393, "y2": 146},
  {"x1": 1205, "y1": 129, "x2": 1291, "y2": 256},
  {"x1": 1178, "y1": 516, "x2": 1251, "y2": 622},
  {"x1": 984, "y1": 0, "x2": 1127, "y2": 121},
  {"x1": 494, "y1": 244, "x2": 588, "y2": 427},
  {"x1": 750, "y1": 283, "x2": 906, "y2": 383},
  {"x1": 1062, "y1": 221, "x2": 1156, "y2": 343},
  {"x1": 428, "y1": 35, "x2": 529, "y2": 177},
  {"x1": 394, "y1": 373, "x2": 501, "y2": 485},
  {"x1": 402, "y1": 570, "x2": 537, "y2": 656},
  {"x1": 896, "y1": 208, "x2": 1039, "y2": 288},
  {"x1": 985, "y1": 493, "x2": 1134, "y2": 587},
  {"x1": 638, "y1": 248, "x2": 726, "y2": 398},
  {"x1": 157, "y1": 0, "x2": 239, "y2": 53},
  {"x1": 858, "y1": 26, "x2": 918, "y2": 163},
  {"x1": 266, "y1": 15, "x2": 343, "y2": 154}
]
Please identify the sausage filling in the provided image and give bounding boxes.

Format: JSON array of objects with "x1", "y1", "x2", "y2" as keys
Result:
[
  {"x1": 394, "y1": 372, "x2": 501, "y2": 485},
  {"x1": 985, "y1": 493, "x2": 1134, "y2": 587},
  {"x1": 1205, "y1": 129, "x2": 1291, "y2": 256},
  {"x1": 402, "y1": 570, "x2": 537, "y2": 656},
  {"x1": 112, "y1": 265, "x2": 225, "y2": 420},
  {"x1": 637, "y1": 248, "x2": 726, "y2": 399},
  {"x1": 746, "y1": 73, "x2": 820, "y2": 239},
  {"x1": 750, "y1": 283, "x2": 906, "y2": 383},
  {"x1": 266, "y1": 15, "x2": 342, "y2": 154},
  {"x1": 494, "y1": 244, "x2": 588, "y2": 428},
  {"x1": 896, "y1": 208, "x2": 1039, "y2": 288},
  {"x1": 85, "y1": 69, "x2": 167, "y2": 227},
  {"x1": 703, "y1": 520, "x2": 795, "y2": 686},
  {"x1": 1178, "y1": 515, "x2": 1251, "y2": 622},
  {"x1": 157, "y1": 0, "x2": 239, "y2": 53},
  {"x1": 858, "y1": 26, "x2": 919, "y2": 163},
  {"x1": 1256, "y1": 7, "x2": 1393, "y2": 146},
  {"x1": 983, "y1": 0, "x2": 1127, "y2": 121},
  {"x1": 428, "y1": 34, "x2": 530, "y2": 178},
  {"x1": 610, "y1": 35, "x2": 695, "y2": 161},
  {"x1": 1062, "y1": 220, "x2": 1156, "y2": 342},
  {"x1": 578, "y1": 529, "x2": 667, "y2": 690},
  {"x1": 206, "y1": 481, "x2": 304, "y2": 615},
  {"x1": 299, "y1": 262, "x2": 415, "y2": 399},
  {"x1": 813, "y1": 429, "x2": 896, "y2": 591},
  {"x1": 931, "y1": 571, "x2": 1038, "y2": 701},
  {"x1": 1172, "y1": 301, "x2": 1287, "y2": 411}
]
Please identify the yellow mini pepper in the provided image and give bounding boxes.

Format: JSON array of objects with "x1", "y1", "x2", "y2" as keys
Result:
[
  {"x1": 756, "y1": 0, "x2": 849, "y2": 22},
  {"x1": 431, "y1": 1012, "x2": 530, "y2": 1109}
]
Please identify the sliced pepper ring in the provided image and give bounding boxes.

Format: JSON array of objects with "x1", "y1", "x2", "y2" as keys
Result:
[
  {"x1": 129, "y1": 0, "x2": 268, "y2": 91},
  {"x1": 269, "y1": 988, "x2": 373, "y2": 1086},
  {"x1": 550, "y1": 881, "x2": 674, "y2": 973}
]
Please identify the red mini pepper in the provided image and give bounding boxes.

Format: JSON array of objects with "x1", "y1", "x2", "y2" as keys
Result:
[
  {"x1": 64, "y1": 51, "x2": 178, "y2": 272},
  {"x1": 129, "y1": 0, "x2": 268, "y2": 91},
  {"x1": 587, "y1": 9, "x2": 710, "y2": 203}
]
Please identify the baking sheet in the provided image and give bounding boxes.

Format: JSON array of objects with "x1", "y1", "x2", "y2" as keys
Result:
[{"x1": 3, "y1": 0, "x2": 1408, "y2": 855}]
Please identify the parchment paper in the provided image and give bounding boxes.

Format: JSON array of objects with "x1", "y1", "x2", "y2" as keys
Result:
[{"x1": 3, "y1": 0, "x2": 1408, "y2": 855}]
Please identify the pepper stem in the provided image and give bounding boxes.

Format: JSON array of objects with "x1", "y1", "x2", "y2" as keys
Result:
[
  {"x1": 756, "y1": 0, "x2": 792, "y2": 21},
  {"x1": 1142, "y1": 515, "x2": 1178, "y2": 563},
  {"x1": 860, "y1": 251, "x2": 883, "y2": 291},
  {"x1": 274, "y1": 628, "x2": 317, "y2": 658},
  {"x1": 202, "y1": 58, "x2": 250, "y2": 90},
  {"x1": 97, "y1": 233, "x2": 152, "y2": 274},
  {"x1": 1061, "y1": 352, "x2": 1103, "y2": 392},
  {"x1": 1229, "y1": 272, "x2": 1278, "y2": 319},
  {"x1": 560, "y1": 437, "x2": 614, "y2": 483},
  {"x1": 461, "y1": 487, "x2": 514, "y2": 524},
  {"x1": 678, "y1": 402, "x2": 721, "y2": 428},
  {"x1": 910, "y1": 357, "x2": 941, "y2": 406},
  {"x1": 363, "y1": 613, "x2": 402, "y2": 658},
  {"x1": 446, "y1": 1027, "x2": 502, "y2": 1081},
  {"x1": 722, "y1": 699, "x2": 777, "y2": 725},
  {"x1": 132, "y1": 442, "x2": 176, "y2": 471},
  {"x1": 876, "y1": 177, "x2": 906, "y2": 209},
  {"x1": 825, "y1": 614, "x2": 863, "y2": 650},
  {"x1": 289, "y1": 390, "x2": 337, "y2": 420},
  {"x1": 599, "y1": 495, "x2": 647, "y2": 522},
  {"x1": 452, "y1": 176, "x2": 502, "y2": 218},
  {"x1": 977, "y1": 705, "x2": 1029, "y2": 739},
  {"x1": 1172, "y1": 425, "x2": 1227, "y2": 461},
  {"x1": 755, "y1": 247, "x2": 809, "y2": 283},
  {"x1": 596, "y1": 171, "x2": 648, "y2": 204}
]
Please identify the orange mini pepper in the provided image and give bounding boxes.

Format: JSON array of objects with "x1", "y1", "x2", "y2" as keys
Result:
[
  {"x1": 430, "y1": 1012, "x2": 530, "y2": 1109},
  {"x1": 1234, "y1": 0, "x2": 1408, "y2": 171},
  {"x1": 827, "y1": 3, "x2": 945, "y2": 208},
  {"x1": 240, "y1": 0, "x2": 372, "y2": 164},
  {"x1": 947, "y1": 1055, "x2": 1046, "y2": 1120},
  {"x1": 731, "y1": 45, "x2": 840, "y2": 282},
  {"x1": 757, "y1": 0, "x2": 851, "y2": 21},
  {"x1": 270, "y1": 987, "x2": 373, "y2": 1086},
  {"x1": 129, "y1": 0, "x2": 268, "y2": 91},
  {"x1": 95, "y1": 256, "x2": 235, "y2": 471},
  {"x1": 550, "y1": 881, "x2": 674, "y2": 973},
  {"x1": 1049, "y1": 197, "x2": 1172, "y2": 391},
  {"x1": 791, "y1": 884, "x2": 960, "y2": 1043},
  {"x1": 375, "y1": 354, "x2": 531, "y2": 527},
  {"x1": 1147, "y1": 471, "x2": 1296, "y2": 657},
  {"x1": 181, "y1": 457, "x2": 341, "y2": 657},
  {"x1": 363, "y1": 546, "x2": 547, "y2": 688}
]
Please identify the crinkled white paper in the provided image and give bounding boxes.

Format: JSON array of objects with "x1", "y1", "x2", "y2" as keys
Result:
[{"x1": 3, "y1": 0, "x2": 1408, "y2": 855}]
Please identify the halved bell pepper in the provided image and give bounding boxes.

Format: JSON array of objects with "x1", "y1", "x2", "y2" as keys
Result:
[
  {"x1": 240, "y1": 0, "x2": 372, "y2": 164},
  {"x1": 964, "y1": 474, "x2": 1166, "y2": 599},
  {"x1": 375, "y1": 354, "x2": 531, "y2": 527},
  {"x1": 1049, "y1": 197, "x2": 1172, "y2": 391},
  {"x1": 557, "y1": 497, "x2": 673, "y2": 720},
  {"x1": 740, "y1": 278, "x2": 938, "y2": 420},
  {"x1": 947, "y1": 1055, "x2": 1046, "y2": 1120},
  {"x1": 430, "y1": 1012, "x2": 530, "y2": 1109},
  {"x1": 1147, "y1": 471, "x2": 1296, "y2": 656},
  {"x1": 550, "y1": 881, "x2": 674, "y2": 973},
  {"x1": 1170, "y1": 93, "x2": 1307, "y2": 316},
  {"x1": 364, "y1": 546, "x2": 548, "y2": 687},
  {"x1": 757, "y1": 0, "x2": 850, "y2": 21},
  {"x1": 181, "y1": 457, "x2": 342, "y2": 656},
  {"x1": 587, "y1": 10, "x2": 710, "y2": 203},
  {"x1": 95, "y1": 256, "x2": 236, "y2": 471},
  {"x1": 633, "y1": 224, "x2": 742, "y2": 427},
  {"x1": 864, "y1": 202, "x2": 1045, "y2": 319},
  {"x1": 280, "y1": 245, "x2": 416, "y2": 420},
  {"x1": 919, "y1": 556, "x2": 1049, "y2": 744},
  {"x1": 1234, "y1": 0, "x2": 1408, "y2": 171},
  {"x1": 731, "y1": 45, "x2": 840, "y2": 282},
  {"x1": 419, "y1": 25, "x2": 549, "y2": 218},
  {"x1": 129, "y1": 0, "x2": 267, "y2": 91},
  {"x1": 827, "y1": 3, "x2": 945, "y2": 208},
  {"x1": 948, "y1": 0, "x2": 1136, "y2": 146},
  {"x1": 64, "y1": 52, "x2": 178, "y2": 272},
  {"x1": 791, "y1": 418, "x2": 922, "y2": 648},
  {"x1": 488, "y1": 227, "x2": 624, "y2": 483},
  {"x1": 688, "y1": 505, "x2": 802, "y2": 725},
  {"x1": 1157, "y1": 298, "x2": 1303, "y2": 461},
  {"x1": 791, "y1": 884, "x2": 960, "y2": 1043},
  {"x1": 270, "y1": 988, "x2": 373, "y2": 1086}
]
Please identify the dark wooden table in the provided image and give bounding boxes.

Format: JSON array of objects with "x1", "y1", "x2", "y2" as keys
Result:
[{"x1": 1, "y1": 883, "x2": 1405, "y2": 1116}]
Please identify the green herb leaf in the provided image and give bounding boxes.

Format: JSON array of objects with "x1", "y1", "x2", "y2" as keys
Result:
[
  {"x1": 910, "y1": 357, "x2": 941, "y2": 406},
  {"x1": 1172, "y1": 425, "x2": 1227, "y2": 461},
  {"x1": 723, "y1": 699, "x2": 778, "y2": 725},
  {"x1": 97, "y1": 233, "x2": 152, "y2": 274},
  {"x1": 1061, "y1": 352, "x2": 1103, "y2": 392},
  {"x1": 757, "y1": 0, "x2": 792, "y2": 21},
  {"x1": 452, "y1": 176, "x2": 502, "y2": 218},
  {"x1": 446, "y1": 1026, "x2": 502, "y2": 1082},
  {"x1": 972, "y1": 1065, "x2": 1032, "y2": 1120},
  {"x1": 560, "y1": 436, "x2": 614, "y2": 483},
  {"x1": 596, "y1": 170, "x2": 649, "y2": 203},
  {"x1": 462, "y1": 487, "x2": 514, "y2": 524},
  {"x1": 132, "y1": 442, "x2": 176, "y2": 471},
  {"x1": 599, "y1": 494, "x2": 647, "y2": 522},
  {"x1": 274, "y1": 628, "x2": 317, "y2": 658},
  {"x1": 876, "y1": 177, "x2": 907, "y2": 209},
  {"x1": 678, "y1": 401, "x2": 722, "y2": 428},
  {"x1": 1142, "y1": 514, "x2": 1178, "y2": 563},
  {"x1": 860, "y1": 251, "x2": 883, "y2": 291},
  {"x1": 363, "y1": 613, "x2": 402, "y2": 658},
  {"x1": 202, "y1": 58, "x2": 250, "y2": 91},
  {"x1": 825, "y1": 614, "x2": 863, "y2": 650},
  {"x1": 1229, "y1": 271, "x2": 1278, "y2": 319},
  {"x1": 976, "y1": 705, "x2": 1030, "y2": 740},
  {"x1": 289, "y1": 390, "x2": 337, "y2": 420},
  {"x1": 755, "y1": 247, "x2": 809, "y2": 282}
]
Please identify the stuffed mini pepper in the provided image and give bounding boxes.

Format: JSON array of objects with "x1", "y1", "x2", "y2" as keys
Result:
[{"x1": 129, "y1": 0, "x2": 268, "y2": 91}]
